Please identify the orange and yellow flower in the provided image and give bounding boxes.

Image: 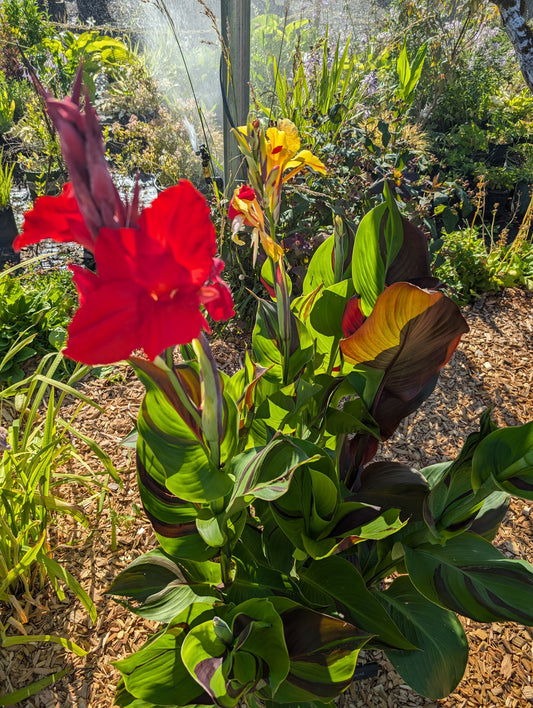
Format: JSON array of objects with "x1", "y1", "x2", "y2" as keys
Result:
[
  {"x1": 228, "y1": 185, "x2": 284, "y2": 264},
  {"x1": 236, "y1": 119, "x2": 326, "y2": 223}
]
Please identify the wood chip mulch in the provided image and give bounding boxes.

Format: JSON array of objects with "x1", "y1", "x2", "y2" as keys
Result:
[{"x1": 0, "y1": 289, "x2": 532, "y2": 708}]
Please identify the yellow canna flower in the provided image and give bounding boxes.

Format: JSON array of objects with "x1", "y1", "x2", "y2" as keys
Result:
[
  {"x1": 233, "y1": 118, "x2": 326, "y2": 227},
  {"x1": 266, "y1": 119, "x2": 325, "y2": 181}
]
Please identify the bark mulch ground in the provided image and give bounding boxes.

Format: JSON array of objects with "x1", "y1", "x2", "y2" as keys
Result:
[{"x1": 0, "y1": 289, "x2": 532, "y2": 708}]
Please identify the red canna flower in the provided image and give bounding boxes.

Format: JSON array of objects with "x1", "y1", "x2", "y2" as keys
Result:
[
  {"x1": 14, "y1": 183, "x2": 93, "y2": 252},
  {"x1": 228, "y1": 184, "x2": 284, "y2": 263},
  {"x1": 63, "y1": 180, "x2": 234, "y2": 365},
  {"x1": 228, "y1": 185, "x2": 256, "y2": 221}
]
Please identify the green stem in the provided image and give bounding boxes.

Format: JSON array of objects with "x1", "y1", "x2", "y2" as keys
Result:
[
  {"x1": 220, "y1": 542, "x2": 233, "y2": 587},
  {"x1": 326, "y1": 337, "x2": 340, "y2": 376}
]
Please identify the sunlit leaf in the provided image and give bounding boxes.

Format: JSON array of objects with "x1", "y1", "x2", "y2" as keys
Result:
[
  {"x1": 341, "y1": 282, "x2": 468, "y2": 402},
  {"x1": 377, "y1": 576, "x2": 467, "y2": 699}
]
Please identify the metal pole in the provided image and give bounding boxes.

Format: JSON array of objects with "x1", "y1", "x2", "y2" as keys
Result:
[{"x1": 220, "y1": 0, "x2": 250, "y2": 191}]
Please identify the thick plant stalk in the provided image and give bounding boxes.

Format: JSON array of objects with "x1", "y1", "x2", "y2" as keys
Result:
[{"x1": 494, "y1": 0, "x2": 533, "y2": 93}]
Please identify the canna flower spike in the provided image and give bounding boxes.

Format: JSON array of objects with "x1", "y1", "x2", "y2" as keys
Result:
[
  {"x1": 14, "y1": 65, "x2": 137, "y2": 253},
  {"x1": 15, "y1": 72, "x2": 234, "y2": 365},
  {"x1": 234, "y1": 118, "x2": 326, "y2": 224}
]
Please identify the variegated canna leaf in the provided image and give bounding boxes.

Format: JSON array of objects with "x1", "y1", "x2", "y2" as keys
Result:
[
  {"x1": 377, "y1": 576, "x2": 468, "y2": 700},
  {"x1": 351, "y1": 182, "x2": 434, "y2": 317},
  {"x1": 136, "y1": 455, "x2": 216, "y2": 561},
  {"x1": 105, "y1": 549, "x2": 221, "y2": 623},
  {"x1": 341, "y1": 282, "x2": 468, "y2": 402},
  {"x1": 404, "y1": 533, "x2": 533, "y2": 624},
  {"x1": 113, "y1": 603, "x2": 214, "y2": 706},
  {"x1": 270, "y1": 602, "x2": 372, "y2": 704},
  {"x1": 423, "y1": 411, "x2": 499, "y2": 537},
  {"x1": 181, "y1": 599, "x2": 289, "y2": 708},
  {"x1": 472, "y1": 420, "x2": 533, "y2": 500},
  {"x1": 135, "y1": 360, "x2": 232, "y2": 504},
  {"x1": 299, "y1": 556, "x2": 417, "y2": 650},
  {"x1": 354, "y1": 461, "x2": 430, "y2": 520}
]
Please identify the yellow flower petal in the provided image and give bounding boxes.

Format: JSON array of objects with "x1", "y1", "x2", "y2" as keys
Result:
[
  {"x1": 260, "y1": 232, "x2": 284, "y2": 262},
  {"x1": 284, "y1": 149, "x2": 326, "y2": 175},
  {"x1": 266, "y1": 126, "x2": 290, "y2": 164},
  {"x1": 232, "y1": 232, "x2": 246, "y2": 246},
  {"x1": 277, "y1": 119, "x2": 301, "y2": 155}
]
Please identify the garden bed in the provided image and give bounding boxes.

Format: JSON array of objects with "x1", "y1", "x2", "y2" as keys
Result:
[{"x1": 0, "y1": 288, "x2": 532, "y2": 708}]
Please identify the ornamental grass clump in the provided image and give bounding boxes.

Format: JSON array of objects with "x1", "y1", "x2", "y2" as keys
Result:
[
  {"x1": 14, "y1": 72, "x2": 533, "y2": 707},
  {"x1": 0, "y1": 149, "x2": 15, "y2": 211}
]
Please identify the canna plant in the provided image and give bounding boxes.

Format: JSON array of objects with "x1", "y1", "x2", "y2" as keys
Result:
[{"x1": 14, "y1": 73, "x2": 533, "y2": 706}]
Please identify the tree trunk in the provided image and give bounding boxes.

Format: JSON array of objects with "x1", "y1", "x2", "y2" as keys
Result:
[{"x1": 493, "y1": 0, "x2": 533, "y2": 93}]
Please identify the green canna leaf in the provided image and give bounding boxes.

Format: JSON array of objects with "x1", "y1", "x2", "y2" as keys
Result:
[
  {"x1": 113, "y1": 603, "x2": 214, "y2": 706},
  {"x1": 299, "y1": 556, "x2": 417, "y2": 650},
  {"x1": 404, "y1": 533, "x2": 533, "y2": 624},
  {"x1": 377, "y1": 576, "x2": 468, "y2": 700},
  {"x1": 472, "y1": 420, "x2": 533, "y2": 499},
  {"x1": 270, "y1": 602, "x2": 372, "y2": 704}
]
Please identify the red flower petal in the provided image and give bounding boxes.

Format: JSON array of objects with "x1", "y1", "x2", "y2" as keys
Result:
[
  {"x1": 70, "y1": 263, "x2": 98, "y2": 306},
  {"x1": 140, "y1": 294, "x2": 208, "y2": 361},
  {"x1": 202, "y1": 281, "x2": 235, "y2": 321},
  {"x1": 228, "y1": 185, "x2": 256, "y2": 220},
  {"x1": 237, "y1": 185, "x2": 256, "y2": 201},
  {"x1": 93, "y1": 227, "x2": 144, "y2": 283},
  {"x1": 64, "y1": 279, "x2": 143, "y2": 365},
  {"x1": 14, "y1": 183, "x2": 94, "y2": 252},
  {"x1": 138, "y1": 181, "x2": 216, "y2": 286}
]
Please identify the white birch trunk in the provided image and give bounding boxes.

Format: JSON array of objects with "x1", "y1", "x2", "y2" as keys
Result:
[{"x1": 494, "y1": 0, "x2": 533, "y2": 93}]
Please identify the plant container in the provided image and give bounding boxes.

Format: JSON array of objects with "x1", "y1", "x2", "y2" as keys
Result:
[{"x1": 0, "y1": 204, "x2": 19, "y2": 266}]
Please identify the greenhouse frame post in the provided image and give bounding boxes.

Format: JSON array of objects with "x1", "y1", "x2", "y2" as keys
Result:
[{"x1": 221, "y1": 0, "x2": 250, "y2": 191}]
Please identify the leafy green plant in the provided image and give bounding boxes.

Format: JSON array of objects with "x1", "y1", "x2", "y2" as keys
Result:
[
  {"x1": 38, "y1": 30, "x2": 139, "y2": 100},
  {"x1": 97, "y1": 59, "x2": 162, "y2": 122},
  {"x1": 1, "y1": 0, "x2": 52, "y2": 51},
  {"x1": 434, "y1": 224, "x2": 533, "y2": 303},
  {"x1": 433, "y1": 177, "x2": 533, "y2": 302},
  {"x1": 0, "y1": 72, "x2": 16, "y2": 134},
  {"x1": 8, "y1": 91, "x2": 64, "y2": 191},
  {"x1": 251, "y1": 12, "x2": 315, "y2": 107},
  {"x1": 0, "y1": 349, "x2": 121, "y2": 703},
  {"x1": 0, "y1": 264, "x2": 77, "y2": 383},
  {"x1": 0, "y1": 149, "x2": 15, "y2": 210},
  {"x1": 261, "y1": 30, "x2": 379, "y2": 144},
  {"x1": 383, "y1": 0, "x2": 515, "y2": 131},
  {"x1": 395, "y1": 39, "x2": 427, "y2": 104},
  {"x1": 487, "y1": 86, "x2": 533, "y2": 142},
  {"x1": 0, "y1": 350, "x2": 117, "y2": 611}
]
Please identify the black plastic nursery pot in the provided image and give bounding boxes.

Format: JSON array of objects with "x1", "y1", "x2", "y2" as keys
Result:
[
  {"x1": 0, "y1": 205, "x2": 20, "y2": 267},
  {"x1": 485, "y1": 188, "x2": 510, "y2": 218}
]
